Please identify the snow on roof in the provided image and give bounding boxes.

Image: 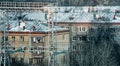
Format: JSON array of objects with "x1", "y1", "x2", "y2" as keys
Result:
[
  {"x1": 0, "y1": 6, "x2": 120, "y2": 32},
  {"x1": 1, "y1": 6, "x2": 119, "y2": 23},
  {"x1": 0, "y1": 20, "x2": 68, "y2": 32},
  {"x1": 42, "y1": 6, "x2": 120, "y2": 23},
  {"x1": 24, "y1": 11, "x2": 47, "y2": 22}
]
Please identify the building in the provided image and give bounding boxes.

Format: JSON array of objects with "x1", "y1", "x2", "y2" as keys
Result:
[
  {"x1": 45, "y1": 6, "x2": 120, "y2": 49},
  {"x1": 46, "y1": 6, "x2": 120, "y2": 66},
  {"x1": 0, "y1": 19, "x2": 70, "y2": 66}
]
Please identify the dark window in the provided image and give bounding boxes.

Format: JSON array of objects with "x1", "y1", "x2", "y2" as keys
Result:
[
  {"x1": 5, "y1": 36, "x2": 8, "y2": 41},
  {"x1": 29, "y1": 58, "x2": 33, "y2": 64},
  {"x1": 12, "y1": 58, "x2": 16, "y2": 63},
  {"x1": 37, "y1": 37, "x2": 44, "y2": 43},
  {"x1": 77, "y1": 36, "x2": 87, "y2": 41},
  {"x1": 79, "y1": 45, "x2": 83, "y2": 51},
  {"x1": 82, "y1": 36, "x2": 87, "y2": 41},
  {"x1": 2, "y1": 36, "x2": 8, "y2": 41},
  {"x1": 36, "y1": 59, "x2": 42, "y2": 64},
  {"x1": 66, "y1": 26, "x2": 69, "y2": 29},
  {"x1": 73, "y1": 36, "x2": 77, "y2": 40},
  {"x1": 73, "y1": 45, "x2": 76, "y2": 50},
  {"x1": 20, "y1": 58, "x2": 24, "y2": 63},
  {"x1": 79, "y1": 36, "x2": 82, "y2": 41},
  {"x1": 20, "y1": 36, "x2": 24, "y2": 42},
  {"x1": 79, "y1": 27, "x2": 86, "y2": 31},
  {"x1": 79, "y1": 27, "x2": 81, "y2": 31},
  {"x1": 12, "y1": 36, "x2": 15, "y2": 41},
  {"x1": 82, "y1": 27, "x2": 85, "y2": 31}
]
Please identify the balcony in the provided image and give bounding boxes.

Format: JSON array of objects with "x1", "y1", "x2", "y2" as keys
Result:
[
  {"x1": 32, "y1": 42, "x2": 44, "y2": 46},
  {"x1": 77, "y1": 31, "x2": 87, "y2": 36},
  {"x1": 76, "y1": 40, "x2": 87, "y2": 44},
  {"x1": 32, "y1": 52, "x2": 44, "y2": 58}
]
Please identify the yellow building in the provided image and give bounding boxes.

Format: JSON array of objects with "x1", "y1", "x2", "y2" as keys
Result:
[{"x1": 0, "y1": 21, "x2": 70, "y2": 66}]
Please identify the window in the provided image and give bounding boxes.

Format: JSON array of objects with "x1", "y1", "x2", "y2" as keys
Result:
[
  {"x1": 29, "y1": 58, "x2": 33, "y2": 64},
  {"x1": 20, "y1": 36, "x2": 24, "y2": 42},
  {"x1": 31, "y1": 37, "x2": 44, "y2": 43},
  {"x1": 31, "y1": 47, "x2": 43, "y2": 54},
  {"x1": 79, "y1": 27, "x2": 81, "y2": 31},
  {"x1": 82, "y1": 36, "x2": 87, "y2": 41},
  {"x1": 20, "y1": 58, "x2": 24, "y2": 63},
  {"x1": 82, "y1": 27, "x2": 85, "y2": 31},
  {"x1": 5, "y1": 36, "x2": 8, "y2": 41},
  {"x1": 34, "y1": 59, "x2": 42, "y2": 64},
  {"x1": 32, "y1": 37, "x2": 36, "y2": 43},
  {"x1": 79, "y1": 45, "x2": 83, "y2": 51},
  {"x1": 88, "y1": 37, "x2": 94, "y2": 41},
  {"x1": 63, "y1": 55, "x2": 67, "y2": 64},
  {"x1": 63, "y1": 34, "x2": 67, "y2": 40},
  {"x1": 79, "y1": 26, "x2": 86, "y2": 32},
  {"x1": 12, "y1": 58, "x2": 16, "y2": 63},
  {"x1": 37, "y1": 59, "x2": 42, "y2": 64},
  {"x1": 37, "y1": 37, "x2": 44, "y2": 43},
  {"x1": 78, "y1": 36, "x2": 87, "y2": 41},
  {"x1": 66, "y1": 26, "x2": 70, "y2": 29},
  {"x1": 79, "y1": 36, "x2": 82, "y2": 41},
  {"x1": 72, "y1": 27, "x2": 74, "y2": 32},
  {"x1": 73, "y1": 36, "x2": 77, "y2": 40},
  {"x1": 73, "y1": 45, "x2": 76, "y2": 51},
  {"x1": 12, "y1": 36, "x2": 15, "y2": 42},
  {"x1": 2, "y1": 36, "x2": 8, "y2": 41}
]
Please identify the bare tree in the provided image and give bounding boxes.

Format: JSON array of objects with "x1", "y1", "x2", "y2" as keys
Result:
[
  {"x1": 85, "y1": 23, "x2": 118, "y2": 66},
  {"x1": 70, "y1": 13, "x2": 119, "y2": 66}
]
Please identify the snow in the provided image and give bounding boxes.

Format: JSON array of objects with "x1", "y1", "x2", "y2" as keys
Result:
[
  {"x1": 42, "y1": 6, "x2": 120, "y2": 23},
  {"x1": 0, "y1": 6, "x2": 120, "y2": 32},
  {"x1": 24, "y1": 11, "x2": 47, "y2": 22},
  {"x1": 6, "y1": 20, "x2": 68, "y2": 32}
]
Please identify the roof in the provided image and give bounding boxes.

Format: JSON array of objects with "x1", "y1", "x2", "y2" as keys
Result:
[
  {"x1": 0, "y1": 6, "x2": 120, "y2": 32},
  {"x1": 0, "y1": 20, "x2": 68, "y2": 32},
  {"x1": 28, "y1": 6, "x2": 120, "y2": 23}
]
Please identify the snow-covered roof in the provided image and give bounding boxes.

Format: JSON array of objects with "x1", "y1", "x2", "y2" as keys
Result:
[
  {"x1": 0, "y1": 6, "x2": 120, "y2": 23},
  {"x1": 24, "y1": 11, "x2": 47, "y2": 22},
  {"x1": 0, "y1": 20, "x2": 68, "y2": 32},
  {"x1": 0, "y1": 6, "x2": 120, "y2": 32},
  {"x1": 27, "y1": 6, "x2": 120, "y2": 23}
]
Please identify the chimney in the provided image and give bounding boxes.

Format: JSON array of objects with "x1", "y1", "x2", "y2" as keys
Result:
[
  {"x1": 113, "y1": 15, "x2": 116, "y2": 20},
  {"x1": 32, "y1": 26, "x2": 36, "y2": 31},
  {"x1": 7, "y1": 24, "x2": 10, "y2": 30},
  {"x1": 88, "y1": 6, "x2": 90, "y2": 12},
  {"x1": 20, "y1": 21, "x2": 26, "y2": 30}
]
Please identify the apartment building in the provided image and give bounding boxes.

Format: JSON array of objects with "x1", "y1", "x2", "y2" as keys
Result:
[
  {"x1": 50, "y1": 6, "x2": 120, "y2": 51},
  {"x1": 0, "y1": 20, "x2": 70, "y2": 66}
]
